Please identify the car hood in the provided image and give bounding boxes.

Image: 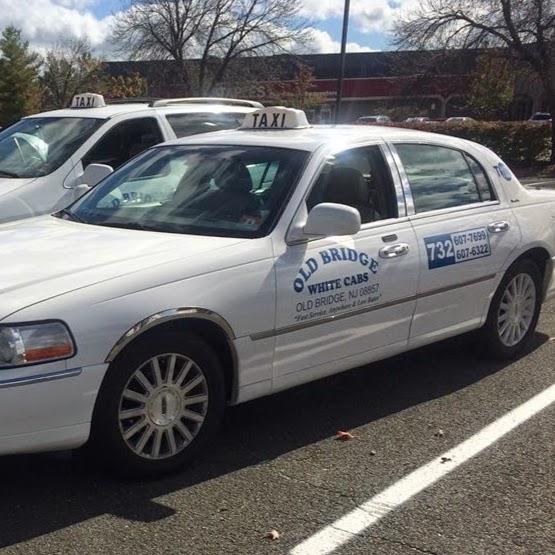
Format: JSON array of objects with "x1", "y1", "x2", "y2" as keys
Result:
[
  {"x1": 0, "y1": 216, "x2": 245, "y2": 319},
  {"x1": 0, "y1": 176, "x2": 37, "y2": 197}
]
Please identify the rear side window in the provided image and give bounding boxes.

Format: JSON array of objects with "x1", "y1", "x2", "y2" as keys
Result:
[
  {"x1": 466, "y1": 156, "x2": 494, "y2": 201},
  {"x1": 165, "y1": 112, "x2": 246, "y2": 137},
  {"x1": 395, "y1": 144, "x2": 495, "y2": 213}
]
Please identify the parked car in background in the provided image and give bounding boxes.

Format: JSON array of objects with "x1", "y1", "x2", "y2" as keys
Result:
[
  {"x1": 1, "y1": 106, "x2": 555, "y2": 477},
  {"x1": 528, "y1": 112, "x2": 552, "y2": 124},
  {"x1": 0, "y1": 93, "x2": 261, "y2": 224},
  {"x1": 446, "y1": 116, "x2": 476, "y2": 123},
  {"x1": 356, "y1": 115, "x2": 392, "y2": 124},
  {"x1": 404, "y1": 116, "x2": 430, "y2": 123}
]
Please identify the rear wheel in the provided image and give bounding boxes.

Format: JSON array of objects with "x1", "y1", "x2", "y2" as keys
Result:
[
  {"x1": 89, "y1": 333, "x2": 225, "y2": 478},
  {"x1": 480, "y1": 260, "x2": 542, "y2": 359}
]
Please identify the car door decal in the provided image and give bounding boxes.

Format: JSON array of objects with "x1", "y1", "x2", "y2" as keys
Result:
[
  {"x1": 292, "y1": 247, "x2": 381, "y2": 323},
  {"x1": 424, "y1": 227, "x2": 491, "y2": 269}
]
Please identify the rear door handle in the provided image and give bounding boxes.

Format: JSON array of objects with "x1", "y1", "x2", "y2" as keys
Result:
[
  {"x1": 379, "y1": 243, "x2": 410, "y2": 259},
  {"x1": 488, "y1": 221, "x2": 510, "y2": 233}
]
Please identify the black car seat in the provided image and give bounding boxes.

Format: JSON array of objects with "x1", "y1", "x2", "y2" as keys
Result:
[
  {"x1": 324, "y1": 166, "x2": 379, "y2": 223},
  {"x1": 184, "y1": 159, "x2": 261, "y2": 222}
]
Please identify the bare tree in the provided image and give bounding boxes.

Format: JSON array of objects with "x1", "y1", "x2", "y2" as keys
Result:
[
  {"x1": 393, "y1": 0, "x2": 555, "y2": 161},
  {"x1": 40, "y1": 38, "x2": 106, "y2": 109},
  {"x1": 112, "y1": 0, "x2": 312, "y2": 96}
]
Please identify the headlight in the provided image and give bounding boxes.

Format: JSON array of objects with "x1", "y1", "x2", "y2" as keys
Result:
[{"x1": 0, "y1": 321, "x2": 75, "y2": 368}]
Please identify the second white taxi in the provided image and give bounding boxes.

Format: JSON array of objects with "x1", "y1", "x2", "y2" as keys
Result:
[
  {"x1": 1, "y1": 106, "x2": 554, "y2": 477},
  {"x1": 0, "y1": 93, "x2": 259, "y2": 224}
]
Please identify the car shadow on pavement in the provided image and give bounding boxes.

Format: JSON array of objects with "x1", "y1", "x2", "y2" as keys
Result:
[{"x1": 0, "y1": 331, "x2": 549, "y2": 547}]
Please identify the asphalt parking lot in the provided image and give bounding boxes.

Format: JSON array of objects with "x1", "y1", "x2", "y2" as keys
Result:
[{"x1": 1, "y1": 301, "x2": 554, "y2": 555}]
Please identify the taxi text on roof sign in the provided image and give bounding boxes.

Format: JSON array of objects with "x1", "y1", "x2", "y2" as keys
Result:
[
  {"x1": 71, "y1": 93, "x2": 106, "y2": 109},
  {"x1": 242, "y1": 106, "x2": 310, "y2": 130}
]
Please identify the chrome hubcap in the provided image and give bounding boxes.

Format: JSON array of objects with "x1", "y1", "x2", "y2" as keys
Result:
[
  {"x1": 148, "y1": 388, "x2": 181, "y2": 426},
  {"x1": 497, "y1": 273, "x2": 536, "y2": 347},
  {"x1": 118, "y1": 353, "x2": 209, "y2": 460}
]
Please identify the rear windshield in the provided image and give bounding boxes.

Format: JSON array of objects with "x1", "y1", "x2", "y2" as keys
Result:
[
  {"x1": 0, "y1": 117, "x2": 103, "y2": 179},
  {"x1": 165, "y1": 112, "x2": 247, "y2": 137}
]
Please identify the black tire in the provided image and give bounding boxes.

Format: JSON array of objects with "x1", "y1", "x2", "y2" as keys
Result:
[
  {"x1": 480, "y1": 259, "x2": 542, "y2": 360},
  {"x1": 88, "y1": 332, "x2": 226, "y2": 478}
]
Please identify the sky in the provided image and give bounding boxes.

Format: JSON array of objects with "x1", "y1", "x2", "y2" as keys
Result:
[{"x1": 0, "y1": 0, "x2": 416, "y2": 58}]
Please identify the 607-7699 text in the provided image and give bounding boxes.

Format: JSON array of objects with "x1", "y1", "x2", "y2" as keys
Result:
[{"x1": 425, "y1": 227, "x2": 491, "y2": 269}]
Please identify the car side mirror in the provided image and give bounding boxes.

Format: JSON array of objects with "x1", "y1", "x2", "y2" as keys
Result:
[
  {"x1": 73, "y1": 183, "x2": 91, "y2": 200},
  {"x1": 288, "y1": 203, "x2": 361, "y2": 243},
  {"x1": 80, "y1": 163, "x2": 113, "y2": 187}
]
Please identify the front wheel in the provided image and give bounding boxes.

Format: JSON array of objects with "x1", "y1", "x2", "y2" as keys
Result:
[
  {"x1": 88, "y1": 333, "x2": 226, "y2": 478},
  {"x1": 480, "y1": 260, "x2": 542, "y2": 360}
]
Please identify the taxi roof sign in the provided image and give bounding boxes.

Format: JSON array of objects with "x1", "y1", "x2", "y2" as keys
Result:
[
  {"x1": 241, "y1": 106, "x2": 310, "y2": 130},
  {"x1": 71, "y1": 93, "x2": 106, "y2": 109}
]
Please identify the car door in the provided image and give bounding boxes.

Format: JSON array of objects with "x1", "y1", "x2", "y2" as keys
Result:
[
  {"x1": 389, "y1": 141, "x2": 521, "y2": 347},
  {"x1": 272, "y1": 144, "x2": 420, "y2": 390}
]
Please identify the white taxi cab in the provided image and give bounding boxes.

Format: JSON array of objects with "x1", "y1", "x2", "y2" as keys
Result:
[
  {"x1": 0, "y1": 93, "x2": 260, "y2": 224},
  {"x1": 1, "y1": 106, "x2": 554, "y2": 477}
]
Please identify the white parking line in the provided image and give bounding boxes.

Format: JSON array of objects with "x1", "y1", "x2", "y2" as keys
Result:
[{"x1": 290, "y1": 382, "x2": 555, "y2": 555}]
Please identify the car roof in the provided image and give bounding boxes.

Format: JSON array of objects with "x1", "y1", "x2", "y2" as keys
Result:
[
  {"x1": 23, "y1": 102, "x2": 257, "y2": 121},
  {"x1": 161, "y1": 123, "x2": 476, "y2": 154}
]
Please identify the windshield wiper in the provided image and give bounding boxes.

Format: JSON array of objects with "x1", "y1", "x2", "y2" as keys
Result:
[
  {"x1": 54, "y1": 208, "x2": 87, "y2": 223},
  {"x1": 95, "y1": 221, "x2": 184, "y2": 233},
  {"x1": 0, "y1": 170, "x2": 20, "y2": 178}
]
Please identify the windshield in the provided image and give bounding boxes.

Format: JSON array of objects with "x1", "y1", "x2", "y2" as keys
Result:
[
  {"x1": 0, "y1": 117, "x2": 103, "y2": 178},
  {"x1": 65, "y1": 145, "x2": 309, "y2": 238}
]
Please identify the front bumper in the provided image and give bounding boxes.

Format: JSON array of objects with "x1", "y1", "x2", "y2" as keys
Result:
[{"x1": 0, "y1": 363, "x2": 108, "y2": 455}]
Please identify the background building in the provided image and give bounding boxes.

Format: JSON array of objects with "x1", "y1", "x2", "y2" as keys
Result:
[{"x1": 107, "y1": 49, "x2": 549, "y2": 123}]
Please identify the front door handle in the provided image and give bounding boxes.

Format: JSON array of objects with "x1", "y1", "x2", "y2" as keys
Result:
[
  {"x1": 379, "y1": 243, "x2": 410, "y2": 259},
  {"x1": 488, "y1": 221, "x2": 510, "y2": 233}
]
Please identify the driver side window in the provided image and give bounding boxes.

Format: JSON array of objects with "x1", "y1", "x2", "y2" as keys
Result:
[
  {"x1": 82, "y1": 117, "x2": 163, "y2": 170},
  {"x1": 306, "y1": 145, "x2": 397, "y2": 224}
]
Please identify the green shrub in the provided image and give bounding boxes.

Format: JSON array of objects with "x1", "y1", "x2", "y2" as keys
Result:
[{"x1": 385, "y1": 121, "x2": 551, "y2": 163}]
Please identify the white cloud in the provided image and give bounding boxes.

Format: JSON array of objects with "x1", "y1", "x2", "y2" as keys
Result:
[
  {"x1": 0, "y1": 0, "x2": 394, "y2": 59},
  {"x1": 300, "y1": 0, "x2": 417, "y2": 34},
  {"x1": 300, "y1": 28, "x2": 375, "y2": 54},
  {"x1": 56, "y1": 0, "x2": 96, "y2": 7},
  {"x1": 0, "y1": 0, "x2": 116, "y2": 56}
]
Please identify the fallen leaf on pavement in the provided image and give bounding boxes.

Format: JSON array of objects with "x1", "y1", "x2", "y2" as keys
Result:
[
  {"x1": 265, "y1": 529, "x2": 280, "y2": 540},
  {"x1": 336, "y1": 430, "x2": 355, "y2": 440}
]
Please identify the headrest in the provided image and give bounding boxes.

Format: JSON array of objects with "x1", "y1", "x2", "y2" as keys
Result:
[
  {"x1": 325, "y1": 166, "x2": 369, "y2": 206},
  {"x1": 218, "y1": 160, "x2": 253, "y2": 193}
]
